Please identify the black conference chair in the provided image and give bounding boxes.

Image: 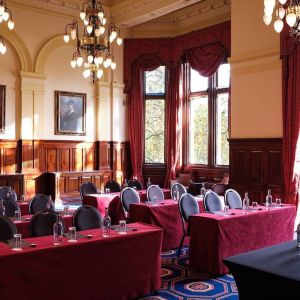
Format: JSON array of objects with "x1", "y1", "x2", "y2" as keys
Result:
[
  {"x1": 225, "y1": 189, "x2": 243, "y2": 209},
  {"x1": 0, "y1": 216, "x2": 17, "y2": 241},
  {"x1": 80, "y1": 182, "x2": 98, "y2": 200},
  {"x1": 121, "y1": 187, "x2": 140, "y2": 214},
  {"x1": 104, "y1": 180, "x2": 121, "y2": 193},
  {"x1": 177, "y1": 193, "x2": 199, "y2": 257},
  {"x1": 73, "y1": 205, "x2": 102, "y2": 231},
  {"x1": 29, "y1": 210, "x2": 61, "y2": 237},
  {"x1": 2, "y1": 198, "x2": 20, "y2": 217},
  {"x1": 171, "y1": 183, "x2": 187, "y2": 200},
  {"x1": 147, "y1": 185, "x2": 164, "y2": 202},
  {"x1": 203, "y1": 191, "x2": 224, "y2": 212},
  {"x1": 29, "y1": 194, "x2": 54, "y2": 215},
  {"x1": 212, "y1": 183, "x2": 227, "y2": 196},
  {"x1": 0, "y1": 186, "x2": 17, "y2": 202},
  {"x1": 128, "y1": 179, "x2": 143, "y2": 191}
]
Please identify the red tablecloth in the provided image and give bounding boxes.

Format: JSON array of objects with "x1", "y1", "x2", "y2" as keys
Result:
[
  {"x1": 189, "y1": 205, "x2": 296, "y2": 275},
  {"x1": 12, "y1": 214, "x2": 73, "y2": 237},
  {"x1": 83, "y1": 189, "x2": 171, "y2": 225},
  {"x1": 0, "y1": 222, "x2": 163, "y2": 300}
]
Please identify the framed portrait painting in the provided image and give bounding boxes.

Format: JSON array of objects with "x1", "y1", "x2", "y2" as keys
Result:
[
  {"x1": 0, "y1": 85, "x2": 5, "y2": 133},
  {"x1": 55, "y1": 91, "x2": 86, "y2": 136}
]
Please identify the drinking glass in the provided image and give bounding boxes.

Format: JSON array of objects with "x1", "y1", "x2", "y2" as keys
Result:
[
  {"x1": 105, "y1": 188, "x2": 110, "y2": 194},
  {"x1": 20, "y1": 194, "x2": 26, "y2": 202},
  {"x1": 276, "y1": 198, "x2": 282, "y2": 207},
  {"x1": 63, "y1": 205, "x2": 70, "y2": 216},
  {"x1": 118, "y1": 220, "x2": 127, "y2": 235},
  {"x1": 68, "y1": 227, "x2": 77, "y2": 242},
  {"x1": 15, "y1": 210, "x2": 21, "y2": 221},
  {"x1": 224, "y1": 205, "x2": 229, "y2": 215},
  {"x1": 252, "y1": 201, "x2": 258, "y2": 210},
  {"x1": 12, "y1": 233, "x2": 22, "y2": 251}
]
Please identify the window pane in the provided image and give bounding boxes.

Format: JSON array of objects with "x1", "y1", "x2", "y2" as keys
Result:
[
  {"x1": 217, "y1": 64, "x2": 230, "y2": 88},
  {"x1": 189, "y1": 96, "x2": 208, "y2": 164},
  {"x1": 145, "y1": 66, "x2": 165, "y2": 94},
  {"x1": 190, "y1": 68, "x2": 208, "y2": 92},
  {"x1": 216, "y1": 93, "x2": 229, "y2": 165},
  {"x1": 145, "y1": 99, "x2": 165, "y2": 163}
]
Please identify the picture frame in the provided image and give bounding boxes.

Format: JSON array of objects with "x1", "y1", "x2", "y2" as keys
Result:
[
  {"x1": 0, "y1": 85, "x2": 5, "y2": 133},
  {"x1": 55, "y1": 90, "x2": 86, "y2": 136}
]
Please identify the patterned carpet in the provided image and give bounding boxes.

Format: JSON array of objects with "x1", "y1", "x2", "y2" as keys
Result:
[{"x1": 138, "y1": 247, "x2": 239, "y2": 300}]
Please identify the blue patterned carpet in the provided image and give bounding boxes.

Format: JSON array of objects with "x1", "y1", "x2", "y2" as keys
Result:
[{"x1": 138, "y1": 247, "x2": 239, "y2": 300}]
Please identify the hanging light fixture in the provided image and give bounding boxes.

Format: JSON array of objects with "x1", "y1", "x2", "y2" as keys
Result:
[
  {"x1": 63, "y1": 0, "x2": 122, "y2": 82},
  {"x1": 263, "y1": 0, "x2": 300, "y2": 38},
  {"x1": 0, "y1": 0, "x2": 15, "y2": 55}
]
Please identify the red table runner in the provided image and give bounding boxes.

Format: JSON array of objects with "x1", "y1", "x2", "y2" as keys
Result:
[
  {"x1": 83, "y1": 189, "x2": 171, "y2": 225},
  {"x1": 189, "y1": 205, "x2": 296, "y2": 275},
  {"x1": 0, "y1": 222, "x2": 163, "y2": 300}
]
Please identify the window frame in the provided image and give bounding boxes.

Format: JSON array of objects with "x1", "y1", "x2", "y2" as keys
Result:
[
  {"x1": 184, "y1": 63, "x2": 230, "y2": 169},
  {"x1": 143, "y1": 66, "x2": 167, "y2": 166}
]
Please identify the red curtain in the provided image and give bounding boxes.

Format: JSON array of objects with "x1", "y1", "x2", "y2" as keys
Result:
[
  {"x1": 128, "y1": 54, "x2": 164, "y2": 183},
  {"x1": 281, "y1": 32, "x2": 300, "y2": 205}
]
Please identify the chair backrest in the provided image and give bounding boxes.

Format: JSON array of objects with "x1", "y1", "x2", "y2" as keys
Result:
[
  {"x1": 0, "y1": 186, "x2": 17, "y2": 202},
  {"x1": 2, "y1": 198, "x2": 20, "y2": 217},
  {"x1": 73, "y1": 205, "x2": 102, "y2": 231},
  {"x1": 204, "y1": 191, "x2": 224, "y2": 212},
  {"x1": 104, "y1": 180, "x2": 121, "y2": 193},
  {"x1": 127, "y1": 179, "x2": 143, "y2": 191},
  {"x1": 29, "y1": 210, "x2": 60, "y2": 237},
  {"x1": 0, "y1": 216, "x2": 17, "y2": 241},
  {"x1": 80, "y1": 182, "x2": 98, "y2": 199},
  {"x1": 29, "y1": 194, "x2": 54, "y2": 215},
  {"x1": 147, "y1": 185, "x2": 164, "y2": 202},
  {"x1": 171, "y1": 183, "x2": 187, "y2": 199},
  {"x1": 121, "y1": 187, "x2": 140, "y2": 212},
  {"x1": 179, "y1": 193, "x2": 199, "y2": 223},
  {"x1": 212, "y1": 183, "x2": 227, "y2": 196},
  {"x1": 225, "y1": 189, "x2": 242, "y2": 209}
]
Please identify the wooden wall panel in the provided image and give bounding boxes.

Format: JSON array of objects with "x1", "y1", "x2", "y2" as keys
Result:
[
  {"x1": 229, "y1": 138, "x2": 283, "y2": 203},
  {"x1": 60, "y1": 149, "x2": 71, "y2": 172},
  {"x1": 0, "y1": 140, "x2": 18, "y2": 174},
  {"x1": 99, "y1": 141, "x2": 111, "y2": 170},
  {"x1": 46, "y1": 149, "x2": 58, "y2": 172}
]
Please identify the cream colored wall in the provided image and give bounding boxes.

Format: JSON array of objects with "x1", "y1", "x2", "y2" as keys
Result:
[
  {"x1": 0, "y1": 4, "x2": 127, "y2": 142},
  {"x1": 230, "y1": 0, "x2": 282, "y2": 138}
]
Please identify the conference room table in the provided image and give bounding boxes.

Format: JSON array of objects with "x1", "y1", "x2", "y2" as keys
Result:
[
  {"x1": 0, "y1": 222, "x2": 163, "y2": 300},
  {"x1": 129, "y1": 199, "x2": 205, "y2": 251},
  {"x1": 83, "y1": 189, "x2": 171, "y2": 225},
  {"x1": 189, "y1": 204, "x2": 296, "y2": 275},
  {"x1": 223, "y1": 240, "x2": 300, "y2": 299}
]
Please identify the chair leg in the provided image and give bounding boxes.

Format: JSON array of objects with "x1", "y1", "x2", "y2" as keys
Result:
[{"x1": 177, "y1": 234, "x2": 185, "y2": 258}]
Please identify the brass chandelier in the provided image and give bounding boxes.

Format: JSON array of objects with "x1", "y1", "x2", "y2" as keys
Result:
[
  {"x1": 63, "y1": 0, "x2": 122, "y2": 82},
  {"x1": 0, "y1": 0, "x2": 15, "y2": 55},
  {"x1": 263, "y1": 0, "x2": 300, "y2": 38}
]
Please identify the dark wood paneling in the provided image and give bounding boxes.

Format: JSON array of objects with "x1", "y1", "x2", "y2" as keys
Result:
[
  {"x1": 0, "y1": 140, "x2": 18, "y2": 174},
  {"x1": 143, "y1": 164, "x2": 167, "y2": 187},
  {"x1": 0, "y1": 174, "x2": 23, "y2": 199},
  {"x1": 229, "y1": 138, "x2": 283, "y2": 203},
  {"x1": 98, "y1": 141, "x2": 111, "y2": 170}
]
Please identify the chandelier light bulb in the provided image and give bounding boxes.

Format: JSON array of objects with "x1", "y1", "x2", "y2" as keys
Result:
[
  {"x1": 106, "y1": 57, "x2": 112, "y2": 67},
  {"x1": 117, "y1": 37, "x2": 123, "y2": 45},
  {"x1": 264, "y1": 0, "x2": 276, "y2": 9},
  {"x1": 109, "y1": 35, "x2": 114, "y2": 43},
  {"x1": 95, "y1": 28, "x2": 101, "y2": 37},
  {"x1": 80, "y1": 11, "x2": 86, "y2": 20},
  {"x1": 71, "y1": 28, "x2": 77, "y2": 40},
  {"x1": 77, "y1": 56, "x2": 84, "y2": 67},
  {"x1": 0, "y1": 5, "x2": 4, "y2": 14},
  {"x1": 87, "y1": 25, "x2": 93, "y2": 34},
  {"x1": 278, "y1": 0, "x2": 287, "y2": 4},
  {"x1": 264, "y1": 6, "x2": 274, "y2": 17},
  {"x1": 70, "y1": 60, "x2": 76, "y2": 68},
  {"x1": 87, "y1": 55, "x2": 94, "y2": 63},
  {"x1": 103, "y1": 60, "x2": 108, "y2": 68},
  {"x1": 98, "y1": 11, "x2": 104, "y2": 19},
  {"x1": 0, "y1": 43, "x2": 7, "y2": 55},
  {"x1": 99, "y1": 26, "x2": 105, "y2": 34},
  {"x1": 84, "y1": 19, "x2": 89, "y2": 26},
  {"x1": 276, "y1": 7, "x2": 285, "y2": 20},
  {"x1": 274, "y1": 18, "x2": 284, "y2": 32},
  {"x1": 97, "y1": 69, "x2": 103, "y2": 79},
  {"x1": 0, "y1": 16, "x2": 3, "y2": 23},
  {"x1": 286, "y1": 13, "x2": 297, "y2": 27},
  {"x1": 3, "y1": 11, "x2": 9, "y2": 21},
  {"x1": 8, "y1": 20, "x2": 14, "y2": 30},
  {"x1": 83, "y1": 69, "x2": 91, "y2": 79},
  {"x1": 64, "y1": 34, "x2": 70, "y2": 43},
  {"x1": 263, "y1": 14, "x2": 272, "y2": 25},
  {"x1": 102, "y1": 18, "x2": 107, "y2": 25},
  {"x1": 94, "y1": 56, "x2": 103, "y2": 65},
  {"x1": 111, "y1": 61, "x2": 116, "y2": 70},
  {"x1": 111, "y1": 30, "x2": 117, "y2": 40}
]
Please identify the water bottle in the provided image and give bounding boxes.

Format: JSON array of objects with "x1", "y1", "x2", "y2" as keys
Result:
[
  {"x1": 0, "y1": 198, "x2": 5, "y2": 216},
  {"x1": 147, "y1": 177, "x2": 152, "y2": 188},
  {"x1": 102, "y1": 207, "x2": 111, "y2": 237},
  {"x1": 174, "y1": 186, "x2": 180, "y2": 201},
  {"x1": 242, "y1": 192, "x2": 250, "y2": 211},
  {"x1": 47, "y1": 195, "x2": 54, "y2": 210},
  {"x1": 53, "y1": 213, "x2": 64, "y2": 245},
  {"x1": 297, "y1": 223, "x2": 300, "y2": 248},
  {"x1": 123, "y1": 179, "x2": 128, "y2": 190},
  {"x1": 266, "y1": 189, "x2": 273, "y2": 207},
  {"x1": 200, "y1": 182, "x2": 206, "y2": 198}
]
